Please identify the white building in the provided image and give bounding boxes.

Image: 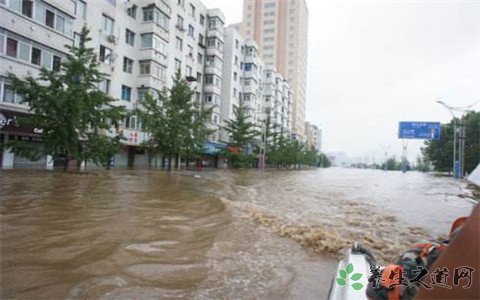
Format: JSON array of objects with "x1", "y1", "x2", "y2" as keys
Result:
[
  {"x1": 220, "y1": 26, "x2": 293, "y2": 144},
  {"x1": 1, "y1": 0, "x2": 228, "y2": 168}
]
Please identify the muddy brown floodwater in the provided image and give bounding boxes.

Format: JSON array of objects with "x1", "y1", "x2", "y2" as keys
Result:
[{"x1": 0, "y1": 168, "x2": 476, "y2": 299}]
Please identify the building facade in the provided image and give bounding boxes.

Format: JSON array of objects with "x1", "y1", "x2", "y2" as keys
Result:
[
  {"x1": 240, "y1": 0, "x2": 308, "y2": 140},
  {"x1": 221, "y1": 25, "x2": 293, "y2": 144},
  {"x1": 0, "y1": 0, "x2": 229, "y2": 169}
]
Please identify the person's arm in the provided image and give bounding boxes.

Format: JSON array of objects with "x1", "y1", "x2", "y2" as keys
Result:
[{"x1": 416, "y1": 204, "x2": 479, "y2": 299}]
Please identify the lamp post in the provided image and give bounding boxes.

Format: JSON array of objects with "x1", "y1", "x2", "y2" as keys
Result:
[{"x1": 436, "y1": 100, "x2": 479, "y2": 178}]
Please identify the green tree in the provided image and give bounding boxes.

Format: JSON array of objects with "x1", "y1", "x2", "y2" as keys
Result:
[
  {"x1": 422, "y1": 111, "x2": 479, "y2": 174},
  {"x1": 223, "y1": 105, "x2": 260, "y2": 149},
  {"x1": 222, "y1": 105, "x2": 259, "y2": 169},
  {"x1": 135, "y1": 91, "x2": 168, "y2": 168},
  {"x1": 6, "y1": 26, "x2": 126, "y2": 170},
  {"x1": 136, "y1": 71, "x2": 211, "y2": 171}
]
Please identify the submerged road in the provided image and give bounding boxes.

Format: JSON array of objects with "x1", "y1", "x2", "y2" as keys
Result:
[{"x1": 0, "y1": 168, "x2": 476, "y2": 299}]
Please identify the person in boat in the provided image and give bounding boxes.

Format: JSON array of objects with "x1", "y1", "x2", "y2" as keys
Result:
[{"x1": 366, "y1": 204, "x2": 479, "y2": 300}]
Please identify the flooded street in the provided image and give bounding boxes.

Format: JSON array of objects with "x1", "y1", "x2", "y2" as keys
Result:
[{"x1": 0, "y1": 168, "x2": 476, "y2": 299}]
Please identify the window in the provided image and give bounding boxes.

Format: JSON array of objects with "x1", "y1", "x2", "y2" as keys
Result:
[
  {"x1": 121, "y1": 85, "x2": 131, "y2": 101},
  {"x1": 56, "y1": 15, "x2": 65, "y2": 33},
  {"x1": 245, "y1": 63, "x2": 253, "y2": 71},
  {"x1": 187, "y1": 45, "x2": 193, "y2": 57},
  {"x1": 125, "y1": 29, "x2": 135, "y2": 46},
  {"x1": 175, "y1": 59, "x2": 181, "y2": 72},
  {"x1": 75, "y1": 0, "x2": 86, "y2": 19},
  {"x1": 143, "y1": 6, "x2": 154, "y2": 21},
  {"x1": 177, "y1": 15, "x2": 184, "y2": 29},
  {"x1": 141, "y1": 34, "x2": 153, "y2": 48},
  {"x1": 53, "y1": 55, "x2": 61, "y2": 71},
  {"x1": 186, "y1": 65, "x2": 192, "y2": 76},
  {"x1": 189, "y1": 4, "x2": 195, "y2": 18},
  {"x1": 204, "y1": 75, "x2": 221, "y2": 87},
  {"x1": 102, "y1": 14, "x2": 114, "y2": 34},
  {"x1": 127, "y1": 4, "x2": 137, "y2": 18},
  {"x1": 198, "y1": 34, "x2": 204, "y2": 45},
  {"x1": 45, "y1": 9, "x2": 55, "y2": 28},
  {"x1": 140, "y1": 34, "x2": 167, "y2": 55},
  {"x1": 188, "y1": 25, "x2": 194, "y2": 38},
  {"x1": 105, "y1": 0, "x2": 115, "y2": 6},
  {"x1": 235, "y1": 39, "x2": 239, "y2": 49},
  {"x1": 73, "y1": 32, "x2": 81, "y2": 47},
  {"x1": 264, "y1": 28, "x2": 275, "y2": 34},
  {"x1": 22, "y1": 0, "x2": 33, "y2": 17},
  {"x1": 264, "y1": 11, "x2": 275, "y2": 17},
  {"x1": 139, "y1": 61, "x2": 150, "y2": 75},
  {"x1": 176, "y1": 37, "x2": 183, "y2": 51},
  {"x1": 99, "y1": 45, "x2": 112, "y2": 63},
  {"x1": 142, "y1": 6, "x2": 169, "y2": 30},
  {"x1": 2, "y1": 83, "x2": 15, "y2": 103},
  {"x1": 264, "y1": 37, "x2": 274, "y2": 42},
  {"x1": 233, "y1": 88, "x2": 237, "y2": 97},
  {"x1": 123, "y1": 57, "x2": 133, "y2": 73},
  {"x1": 233, "y1": 72, "x2": 237, "y2": 81},
  {"x1": 98, "y1": 79, "x2": 110, "y2": 94},
  {"x1": 200, "y1": 14, "x2": 205, "y2": 26},
  {"x1": 0, "y1": 33, "x2": 4, "y2": 54},
  {"x1": 197, "y1": 53, "x2": 203, "y2": 64},
  {"x1": 265, "y1": 2, "x2": 276, "y2": 8},
  {"x1": 264, "y1": 20, "x2": 275, "y2": 25},
  {"x1": 234, "y1": 56, "x2": 238, "y2": 65},
  {"x1": 19, "y1": 42, "x2": 29, "y2": 61},
  {"x1": 196, "y1": 72, "x2": 202, "y2": 83},
  {"x1": 41, "y1": 51, "x2": 52, "y2": 68},
  {"x1": 6, "y1": 38, "x2": 17, "y2": 58}
]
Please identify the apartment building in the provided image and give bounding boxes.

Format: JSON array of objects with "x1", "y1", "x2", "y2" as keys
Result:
[
  {"x1": 221, "y1": 26, "x2": 292, "y2": 144},
  {"x1": 240, "y1": 0, "x2": 309, "y2": 141},
  {"x1": 304, "y1": 122, "x2": 321, "y2": 151},
  {"x1": 0, "y1": 0, "x2": 227, "y2": 169}
]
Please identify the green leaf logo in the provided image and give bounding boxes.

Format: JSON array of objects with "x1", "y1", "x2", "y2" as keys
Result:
[
  {"x1": 351, "y1": 273, "x2": 362, "y2": 281},
  {"x1": 335, "y1": 264, "x2": 365, "y2": 291},
  {"x1": 352, "y1": 283, "x2": 364, "y2": 290},
  {"x1": 346, "y1": 263, "x2": 354, "y2": 274}
]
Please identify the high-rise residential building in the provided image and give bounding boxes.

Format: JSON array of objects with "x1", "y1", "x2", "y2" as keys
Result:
[
  {"x1": 240, "y1": 0, "x2": 308, "y2": 140},
  {"x1": 221, "y1": 26, "x2": 293, "y2": 143}
]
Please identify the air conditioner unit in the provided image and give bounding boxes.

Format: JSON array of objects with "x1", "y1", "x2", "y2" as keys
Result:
[{"x1": 107, "y1": 34, "x2": 117, "y2": 44}]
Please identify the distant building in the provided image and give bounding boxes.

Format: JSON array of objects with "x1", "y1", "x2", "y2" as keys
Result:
[
  {"x1": 221, "y1": 25, "x2": 293, "y2": 143},
  {"x1": 240, "y1": 0, "x2": 309, "y2": 140}
]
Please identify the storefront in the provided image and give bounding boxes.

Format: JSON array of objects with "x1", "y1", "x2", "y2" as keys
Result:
[
  {"x1": 202, "y1": 141, "x2": 227, "y2": 168},
  {"x1": 0, "y1": 109, "x2": 49, "y2": 169}
]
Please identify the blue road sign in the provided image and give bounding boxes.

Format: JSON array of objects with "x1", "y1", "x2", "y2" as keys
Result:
[{"x1": 398, "y1": 122, "x2": 441, "y2": 140}]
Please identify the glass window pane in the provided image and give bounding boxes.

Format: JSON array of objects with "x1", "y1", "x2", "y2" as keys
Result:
[
  {"x1": 6, "y1": 38, "x2": 18, "y2": 58},
  {"x1": 19, "y1": 42, "x2": 30, "y2": 61},
  {"x1": 65, "y1": 20, "x2": 73, "y2": 37},
  {"x1": 31, "y1": 47, "x2": 41, "y2": 65},
  {"x1": 34, "y1": 3, "x2": 45, "y2": 23},
  {"x1": 45, "y1": 10, "x2": 55, "y2": 28},
  {"x1": 0, "y1": 34, "x2": 4, "y2": 54},
  {"x1": 42, "y1": 51, "x2": 52, "y2": 69},
  {"x1": 56, "y1": 15, "x2": 65, "y2": 33},
  {"x1": 9, "y1": 0, "x2": 21, "y2": 12}
]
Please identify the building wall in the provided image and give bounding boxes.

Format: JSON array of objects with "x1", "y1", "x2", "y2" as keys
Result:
[{"x1": 240, "y1": 0, "x2": 308, "y2": 140}]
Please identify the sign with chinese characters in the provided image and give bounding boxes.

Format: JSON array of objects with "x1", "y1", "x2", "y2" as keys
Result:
[{"x1": 398, "y1": 122, "x2": 441, "y2": 140}]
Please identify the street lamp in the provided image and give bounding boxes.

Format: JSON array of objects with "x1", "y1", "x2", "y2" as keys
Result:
[{"x1": 436, "y1": 100, "x2": 480, "y2": 178}]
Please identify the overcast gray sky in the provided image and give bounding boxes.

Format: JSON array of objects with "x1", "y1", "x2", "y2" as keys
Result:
[{"x1": 202, "y1": 0, "x2": 480, "y2": 162}]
